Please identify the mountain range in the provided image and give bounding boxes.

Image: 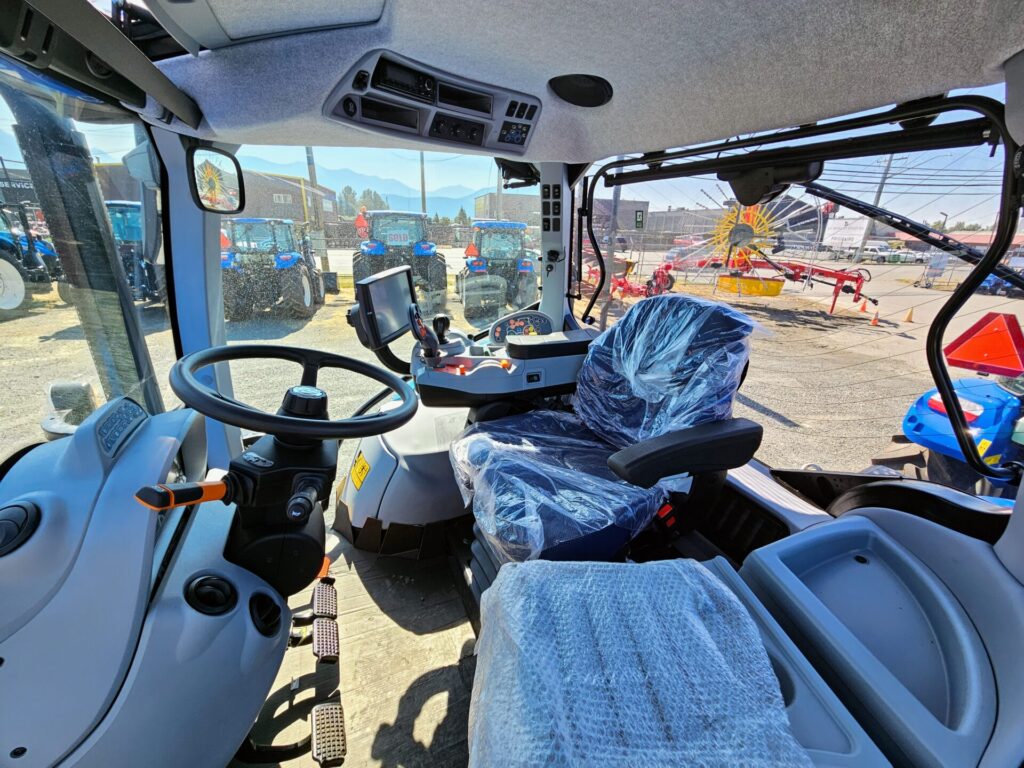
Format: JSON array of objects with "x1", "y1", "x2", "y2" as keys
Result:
[{"x1": 237, "y1": 154, "x2": 530, "y2": 219}]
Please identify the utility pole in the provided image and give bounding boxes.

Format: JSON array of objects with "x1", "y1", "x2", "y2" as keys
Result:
[
  {"x1": 939, "y1": 211, "x2": 949, "y2": 232},
  {"x1": 419, "y1": 151, "x2": 427, "y2": 214},
  {"x1": 496, "y1": 173, "x2": 503, "y2": 220},
  {"x1": 853, "y1": 153, "x2": 893, "y2": 262},
  {"x1": 304, "y1": 146, "x2": 322, "y2": 230}
]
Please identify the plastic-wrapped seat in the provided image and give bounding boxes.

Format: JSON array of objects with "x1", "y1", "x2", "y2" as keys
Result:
[{"x1": 450, "y1": 294, "x2": 755, "y2": 563}]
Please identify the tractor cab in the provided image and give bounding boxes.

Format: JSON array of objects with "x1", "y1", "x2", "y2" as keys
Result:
[
  {"x1": 455, "y1": 220, "x2": 539, "y2": 320},
  {"x1": 3, "y1": 3, "x2": 1024, "y2": 768},
  {"x1": 352, "y1": 210, "x2": 446, "y2": 312}
]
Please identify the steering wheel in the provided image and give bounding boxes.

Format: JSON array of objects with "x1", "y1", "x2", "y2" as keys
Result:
[{"x1": 170, "y1": 344, "x2": 417, "y2": 439}]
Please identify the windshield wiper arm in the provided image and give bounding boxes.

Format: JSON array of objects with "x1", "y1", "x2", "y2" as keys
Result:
[{"x1": 803, "y1": 182, "x2": 1024, "y2": 292}]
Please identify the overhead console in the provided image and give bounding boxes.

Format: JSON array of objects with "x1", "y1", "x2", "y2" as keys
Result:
[{"x1": 325, "y1": 50, "x2": 542, "y2": 154}]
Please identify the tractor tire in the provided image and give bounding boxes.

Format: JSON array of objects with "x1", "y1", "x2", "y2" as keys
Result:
[
  {"x1": 0, "y1": 255, "x2": 28, "y2": 311},
  {"x1": 352, "y1": 252, "x2": 370, "y2": 297},
  {"x1": 417, "y1": 255, "x2": 447, "y2": 314},
  {"x1": 223, "y1": 281, "x2": 254, "y2": 321},
  {"x1": 56, "y1": 279, "x2": 75, "y2": 306},
  {"x1": 281, "y1": 264, "x2": 317, "y2": 318},
  {"x1": 645, "y1": 273, "x2": 675, "y2": 297}
]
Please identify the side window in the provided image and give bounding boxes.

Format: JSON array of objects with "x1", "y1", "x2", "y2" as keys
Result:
[
  {"x1": 0, "y1": 64, "x2": 178, "y2": 463},
  {"x1": 275, "y1": 223, "x2": 295, "y2": 252}
]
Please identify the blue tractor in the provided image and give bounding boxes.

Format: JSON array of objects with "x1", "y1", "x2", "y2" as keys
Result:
[
  {"x1": 351, "y1": 210, "x2": 447, "y2": 313},
  {"x1": 455, "y1": 220, "x2": 539, "y2": 319},
  {"x1": 0, "y1": 202, "x2": 62, "y2": 310},
  {"x1": 220, "y1": 217, "x2": 326, "y2": 320},
  {"x1": 105, "y1": 200, "x2": 164, "y2": 302}
]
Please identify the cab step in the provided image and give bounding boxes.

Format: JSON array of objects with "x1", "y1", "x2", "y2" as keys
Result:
[
  {"x1": 311, "y1": 699, "x2": 347, "y2": 767},
  {"x1": 312, "y1": 577, "x2": 337, "y2": 619},
  {"x1": 312, "y1": 616, "x2": 339, "y2": 664}
]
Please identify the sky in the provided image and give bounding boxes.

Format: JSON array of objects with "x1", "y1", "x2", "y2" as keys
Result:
[{"x1": 0, "y1": 67, "x2": 1009, "y2": 225}]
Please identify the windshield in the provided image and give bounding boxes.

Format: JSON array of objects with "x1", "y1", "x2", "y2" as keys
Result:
[
  {"x1": 577, "y1": 93, "x2": 1022, "y2": 495},
  {"x1": 106, "y1": 204, "x2": 142, "y2": 243},
  {"x1": 369, "y1": 214, "x2": 427, "y2": 245},
  {"x1": 228, "y1": 221, "x2": 276, "y2": 251},
  {"x1": 477, "y1": 230, "x2": 524, "y2": 258}
]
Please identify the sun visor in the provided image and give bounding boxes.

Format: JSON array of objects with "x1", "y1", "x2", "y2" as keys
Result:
[{"x1": 1004, "y1": 50, "x2": 1024, "y2": 145}]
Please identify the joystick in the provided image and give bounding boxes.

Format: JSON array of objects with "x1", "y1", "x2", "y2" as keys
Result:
[
  {"x1": 408, "y1": 303, "x2": 440, "y2": 357},
  {"x1": 432, "y1": 314, "x2": 451, "y2": 344}
]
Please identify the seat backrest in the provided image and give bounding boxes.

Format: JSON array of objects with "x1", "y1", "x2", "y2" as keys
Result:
[{"x1": 575, "y1": 294, "x2": 754, "y2": 448}]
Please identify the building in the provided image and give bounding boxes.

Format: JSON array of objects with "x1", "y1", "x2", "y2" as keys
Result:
[
  {"x1": 0, "y1": 164, "x2": 36, "y2": 205},
  {"x1": 242, "y1": 171, "x2": 339, "y2": 224},
  {"x1": 473, "y1": 192, "x2": 540, "y2": 225},
  {"x1": 590, "y1": 198, "x2": 650, "y2": 232}
]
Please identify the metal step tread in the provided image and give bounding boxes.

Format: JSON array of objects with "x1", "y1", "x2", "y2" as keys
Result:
[
  {"x1": 312, "y1": 617, "x2": 339, "y2": 664},
  {"x1": 311, "y1": 699, "x2": 347, "y2": 767},
  {"x1": 312, "y1": 578, "x2": 338, "y2": 619}
]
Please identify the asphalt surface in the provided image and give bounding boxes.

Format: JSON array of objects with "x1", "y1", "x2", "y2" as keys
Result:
[{"x1": 0, "y1": 250, "x2": 1019, "y2": 473}]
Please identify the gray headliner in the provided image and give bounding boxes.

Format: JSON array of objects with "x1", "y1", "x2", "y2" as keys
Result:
[{"x1": 152, "y1": 0, "x2": 1024, "y2": 162}]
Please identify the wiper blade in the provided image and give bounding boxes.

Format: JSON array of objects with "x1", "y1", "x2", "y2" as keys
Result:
[{"x1": 803, "y1": 182, "x2": 1024, "y2": 292}]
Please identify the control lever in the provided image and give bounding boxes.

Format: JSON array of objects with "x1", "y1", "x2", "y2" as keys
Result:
[
  {"x1": 432, "y1": 313, "x2": 450, "y2": 344},
  {"x1": 408, "y1": 303, "x2": 440, "y2": 357},
  {"x1": 135, "y1": 478, "x2": 236, "y2": 511}
]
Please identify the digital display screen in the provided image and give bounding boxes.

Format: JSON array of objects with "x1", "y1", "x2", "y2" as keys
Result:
[{"x1": 363, "y1": 267, "x2": 415, "y2": 345}]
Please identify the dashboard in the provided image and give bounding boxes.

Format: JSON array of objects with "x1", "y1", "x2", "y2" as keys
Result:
[{"x1": 488, "y1": 310, "x2": 554, "y2": 345}]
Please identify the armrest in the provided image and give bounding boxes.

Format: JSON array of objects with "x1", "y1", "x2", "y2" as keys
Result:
[{"x1": 607, "y1": 418, "x2": 763, "y2": 488}]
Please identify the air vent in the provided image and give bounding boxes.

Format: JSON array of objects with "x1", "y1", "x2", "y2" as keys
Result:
[{"x1": 250, "y1": 593, "x2": 282, "y2": 637}]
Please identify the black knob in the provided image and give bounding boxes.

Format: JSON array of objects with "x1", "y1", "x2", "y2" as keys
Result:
[
  {"x1": 341, "y1": 97, "x2": 357, "y2": 117},
  {"x1": 186, "y1": 575, "x2": 237, "y2": 615},
  {"x1": 286, "y1": 485, "x2": 320, "y2": 524},
  {"x1": 432, "y1": 314, "x2": 451, "y2": 343},
  {"x1": 280, "y1": 385, "x2": 328, "y2": 419}
]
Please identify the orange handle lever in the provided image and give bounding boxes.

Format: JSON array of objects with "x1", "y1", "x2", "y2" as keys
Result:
[{"x1": 135, "y1": 480, "x2": 229, "y2": 511}]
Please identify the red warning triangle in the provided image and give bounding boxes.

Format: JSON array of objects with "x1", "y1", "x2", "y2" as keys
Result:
[{"x1": 944, "y1": 312, "x2": 1024, "y2": 376}]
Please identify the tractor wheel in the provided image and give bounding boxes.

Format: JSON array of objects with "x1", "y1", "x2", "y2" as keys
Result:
[
  {"x1": 352, "y1": 252, "x2": 370, "y2": 297},
  {"x1": 223, "y1": 279, "x2": 254, "y2": 321},
  {"x1": 56, "y1": 279, "x2": 75, "y2": 306},
  {"x1": 418, "y1": 255, "x2": 447, "y2": 314},
  {"x1": 281, "y1": 264, "x2": 317, "y2": 318},
  {"x1": 0, "y1": 255, "x2": 28, "y2": 311}
]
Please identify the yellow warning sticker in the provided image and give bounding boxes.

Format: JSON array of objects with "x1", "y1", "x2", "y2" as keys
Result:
[
  {"x1": 984, "y1": 454, "x2": 1002, "y2": 466},
  {"x1": 977, "y1": 438, "x2": 992, "y2": 457},
  {"x1": 351, "y1": 452, "x2": 370, "y2": 490}
]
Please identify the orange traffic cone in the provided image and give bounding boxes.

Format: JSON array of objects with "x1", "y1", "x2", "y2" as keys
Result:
[
  {"x1": 859, "y1": 299, "x2": 868, "y2": 313},
  {"x1": 870, "y1": 311, "x2": 880, "y2": 327},
  {"x1": 903, "y1": 306, "x2": 914, "y2": 323}
]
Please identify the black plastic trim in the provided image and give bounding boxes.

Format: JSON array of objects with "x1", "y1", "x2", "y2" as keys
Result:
[{"x1": 828, "y1": 479, "x2": 1010, "y2": 544}]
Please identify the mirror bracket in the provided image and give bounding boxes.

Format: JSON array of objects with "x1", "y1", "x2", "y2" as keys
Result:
[{"x1": 718, "y1": 162, "x2": 823, "y2": 206}]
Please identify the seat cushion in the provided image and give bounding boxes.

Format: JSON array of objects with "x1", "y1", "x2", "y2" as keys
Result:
[
  {"x1": 469, "y1": 559, "x2": 813, "y2": 767},
  {"x1": 450, "y1": 410, "x2": 666, "y2": 563},
  {"x1": 575, "y1": 294, "x2": 755, "y2": 448}
]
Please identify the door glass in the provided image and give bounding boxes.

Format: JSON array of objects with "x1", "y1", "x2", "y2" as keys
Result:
[{"x1": 0, "y1": 57, "x2": 178, "y2": 463}]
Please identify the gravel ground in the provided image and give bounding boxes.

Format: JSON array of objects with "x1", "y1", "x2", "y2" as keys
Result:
[{"x1": 1, "y1": 253, "x2": 1019, "y2": 474}]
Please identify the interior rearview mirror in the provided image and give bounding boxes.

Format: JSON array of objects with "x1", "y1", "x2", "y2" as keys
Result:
[{"x1": 188, "y1": 147, "x2": 244, "y2": 214}]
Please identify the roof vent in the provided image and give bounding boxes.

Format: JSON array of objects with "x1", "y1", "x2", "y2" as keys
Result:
[{"x1": 548, "y1": 74, "x2": 613, "y2": 108}]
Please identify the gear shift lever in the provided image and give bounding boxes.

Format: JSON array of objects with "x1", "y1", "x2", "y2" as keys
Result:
[{"x1": 432, "y1": 314, "x2": 451, "y2": 344}]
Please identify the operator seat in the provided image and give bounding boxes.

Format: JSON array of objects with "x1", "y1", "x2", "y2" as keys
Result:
[{"x1": 450, "y1": 294, "x2": 757, "y2": 563}]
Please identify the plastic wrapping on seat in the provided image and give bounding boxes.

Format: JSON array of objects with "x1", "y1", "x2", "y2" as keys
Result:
[
  {"x1": 469, "y1": 559, "x2": 812, "y2": 767},
  {"x1": 450, "y1": 410, "x2": 667, "y2": 563},
  {"x1": 575, "y1": 294, "x2": 755, "y2": 448}
]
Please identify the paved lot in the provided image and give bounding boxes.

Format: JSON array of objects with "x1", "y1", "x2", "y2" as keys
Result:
[{"x1": 0, "y1": 253, "x2": 1019, "y2": 473}]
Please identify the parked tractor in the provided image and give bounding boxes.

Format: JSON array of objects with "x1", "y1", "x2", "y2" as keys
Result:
[
  {"x1": 352, "y1": 210, "x2": 447, "y2": 313},
  {"x1": 220, "y1": 217, "x2": 326, "y2": 320},
  {"x1": 105, "y1": 200, "x2": 164, "y2": 302},
  {"x1": 0, "y1": 202, "x2": 61, "y2": 310},
  {"x1": 455, "y1": 220, "x2": 539, "y2": 319}
]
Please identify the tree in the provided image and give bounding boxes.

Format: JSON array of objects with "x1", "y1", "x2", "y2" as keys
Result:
[
  {"x1": 358, "y1": 188, "x2": 389, "y2": 210},
  {"x1": 433, "y1": 212, "x2": 441, "y2": 223},
  {"x1": 439, "y1": 215, "x2": 453, "y2": 226},
  {"x1": 454, "y1": 206, "x2": 470, "y2": 225},
  {"x1": 340, "y1": 185, "x2": 357, "y2": 217}
]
